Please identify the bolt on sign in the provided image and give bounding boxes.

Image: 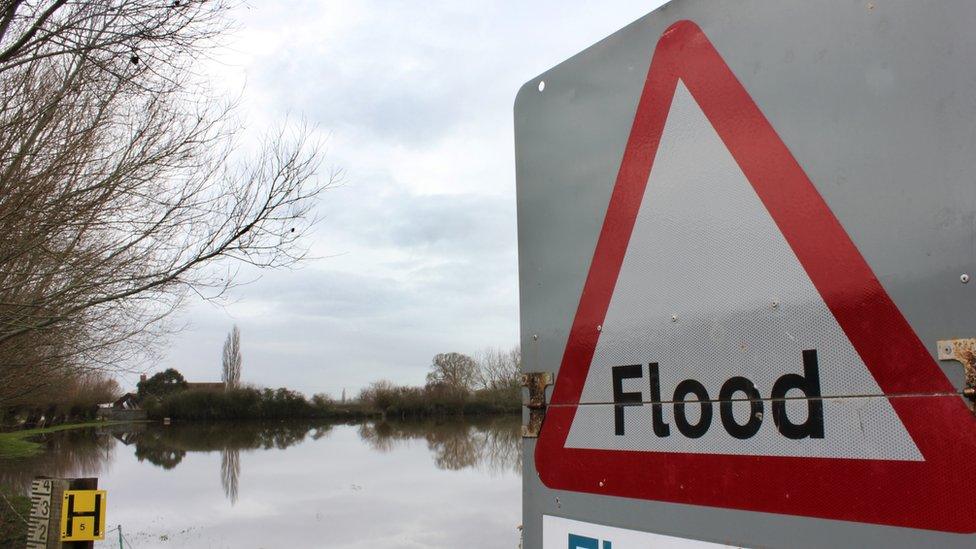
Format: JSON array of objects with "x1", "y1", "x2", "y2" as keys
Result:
[
  {"x1": 60, "y1": 490, "x2": 107, "y2": 542},
  {"x1": 516, "y1": 1, "x2": 976, "y2": 547}
]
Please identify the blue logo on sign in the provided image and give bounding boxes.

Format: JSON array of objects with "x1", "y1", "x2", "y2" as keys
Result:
[{"x1": 569, "y1": 533, "x2": 612, "y2": 549}]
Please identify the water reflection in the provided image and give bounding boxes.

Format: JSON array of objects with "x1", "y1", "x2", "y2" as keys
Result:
[
  {"x1": 0, "y1": 426, "x2": 116, "y2": 492},
  {"x1": 155, "y1": 417, "x2": 519, "y2": 503},
  {"x1": 217, "y1": 449, "x2": 236, "y2": 502},
  {"x1": 358, "y1": 416, "x2": 522, "y2": 475},
  {"x1": 0, "y1": 417, "x2": 522, "y2": 548},
  {"x1": 0, "y1": 417, "x2": 519, "y2": 502}
]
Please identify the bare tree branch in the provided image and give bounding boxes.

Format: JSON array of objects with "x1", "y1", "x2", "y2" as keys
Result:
[{"x1": 0, "y1": 0, "x2": 330, "y2": 403}]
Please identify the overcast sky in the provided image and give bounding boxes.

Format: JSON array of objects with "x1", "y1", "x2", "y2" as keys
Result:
[{"x1": 135, "y1": 1, "x2": 666, "y2": 397}]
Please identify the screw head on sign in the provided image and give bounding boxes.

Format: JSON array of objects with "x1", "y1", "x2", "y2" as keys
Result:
[
  {"x1": 962, "y1": 273, "x2": 971, "y2": 284},
  {"x1": 596, "y1": 324, "x2": 602, "y2": 332},
  {"x1": 532, "y1": 334, "x2": 539, "y2": 341},
  {"x1": 671, "y1": 314, "x2": 678, "y2": 322}
]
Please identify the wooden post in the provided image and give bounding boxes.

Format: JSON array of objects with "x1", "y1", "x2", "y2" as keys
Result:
[
  {"x1": 64, "y1": 478, "x2": 97, "y2": 549},
  {"x1": 27, "y1": 477, "x2": 68, "y2": 549}
]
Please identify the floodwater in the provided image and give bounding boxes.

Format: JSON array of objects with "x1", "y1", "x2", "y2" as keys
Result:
[{"x1": 0, "y1": 416, "x2": 522, "y2": 548}]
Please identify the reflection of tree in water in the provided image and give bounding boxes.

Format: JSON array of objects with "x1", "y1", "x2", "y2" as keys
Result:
[
  {"x1": 128, "y1": 421, "x2": 338, "y2": 504},
  {"x1": 220, "y1": 448, "x2": 240, "y2": 504},
  {"x1": 426, "y1": 424, "x2": 480, "y2": 470},
  {"x1": 135, "y1": 444, "x2": 186, "y2": 469},
  {"x1": 0, "y1": 426, "x2": 118, "y2": 495},
  {"x1": 132, "y1": 421, "x2": 333, "y2": 459},
  {"x1": 132, "y1": 428, "x2": 186, "y2": 469},
  {"x1": 357, "y1": 421, "x2": 399, "y2": 453},
  {"x1": 467, "y1": 417, "x2": 521, "y2": 476},
  {"x1": 358, "y1": 416, "x2": 521, "y2": 476}
]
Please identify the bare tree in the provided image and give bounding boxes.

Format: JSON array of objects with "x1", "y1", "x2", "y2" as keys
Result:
[
  {"x1": 477, "y1": 345, "x2": 521, "y2": 391},
  {"x1": 0, "y1": 1, "x2": 333, "y2": 403},
  {"x1": 426, "y1": 352, "x2": 479, "y2": 394},
  {"x1": 358, "y1": 380, "x2": 399, "y2": 413},
  {"x1": 221, "y1": 325, "x2": 241, "y2": 389}
]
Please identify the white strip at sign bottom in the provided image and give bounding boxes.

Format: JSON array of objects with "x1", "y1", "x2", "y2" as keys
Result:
[{"x1": 543, "y1": 515, "x2": 742, "y2": 548}]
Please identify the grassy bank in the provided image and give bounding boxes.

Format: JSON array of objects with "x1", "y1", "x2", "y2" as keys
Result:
[{"x1": 0, "y1": 420, "x2": 140, "y2": 459}]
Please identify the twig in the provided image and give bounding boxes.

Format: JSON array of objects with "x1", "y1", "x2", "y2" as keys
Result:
[{"x1": 0, "y1": 489, "x2": 27, "y2": 524}]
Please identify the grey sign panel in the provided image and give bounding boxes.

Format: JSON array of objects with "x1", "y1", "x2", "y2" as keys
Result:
[{"x1": 516, "y1": 1, "x2": 976, "y2": 547}]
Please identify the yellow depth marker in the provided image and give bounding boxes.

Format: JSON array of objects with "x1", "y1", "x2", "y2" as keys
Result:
[{"x1": 60, "y1": 489, "x2": 107, "y2": 541}]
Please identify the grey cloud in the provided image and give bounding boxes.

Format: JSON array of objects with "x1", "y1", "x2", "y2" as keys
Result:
[
  {"x1": 152, "y1": 0, "x2": 661, "y2": 396},
  {"x1": 382, "y1": 193, "x2": 515, "y2": 252},
  {"x1": 239, "y1": 268, "x2": 425, "y2": 320},
  {"x1": 317, "y1": 176, "x2": 516, "y2": 258}
]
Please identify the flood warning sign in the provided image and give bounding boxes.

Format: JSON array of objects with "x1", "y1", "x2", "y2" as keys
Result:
[{"x1": 530, "y1": 20, "x2": 976, "y2": 533}]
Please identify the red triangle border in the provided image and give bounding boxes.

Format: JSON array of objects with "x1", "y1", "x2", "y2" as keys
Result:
[{"x1": 534, "y1": 19, "x2": 976, "y2": 533}]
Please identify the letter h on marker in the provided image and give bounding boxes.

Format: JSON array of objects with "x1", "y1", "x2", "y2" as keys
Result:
[{"x1": 63, "y1": 492, "x2": 102, "y2": 538}]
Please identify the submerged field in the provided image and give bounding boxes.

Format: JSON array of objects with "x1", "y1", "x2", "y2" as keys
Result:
[{"x1": 0, "y1": 417, "x2": 522, "y2": 548}]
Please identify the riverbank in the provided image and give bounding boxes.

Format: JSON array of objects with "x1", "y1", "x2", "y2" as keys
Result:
[{"x1": 0, "y1": 420, "x2": 142, "y2": 459}]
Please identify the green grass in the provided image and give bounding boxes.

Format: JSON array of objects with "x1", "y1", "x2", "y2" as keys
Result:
[
  {"x1": 0, "y1": 420, "x2": 142, "y2": 459},
  {"x1": 0, "y1": 487, "x2": 29, "y2": 546}
]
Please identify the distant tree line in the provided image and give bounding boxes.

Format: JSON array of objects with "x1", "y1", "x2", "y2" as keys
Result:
[
  {"x1": 0, "y1": 370, "x2": 119, "y2": 429},
  {"x1": 131, "y1": 345, "x2": 522, "y2": 422},
  {"x1": 359, "y1": 346, "x2": 522, "y2": 418},
  {"x1": 145, "y1": 387, "x2": 348, "y2": 422},
  {"x1": 136, "y1": 367, "x2": 367, "y2": 421}
]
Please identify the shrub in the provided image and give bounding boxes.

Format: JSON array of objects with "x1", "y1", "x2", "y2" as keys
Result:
[
  {"x1": 358, "y1": 380, "x2": 519, "y2": 418},
  {"x1": 149, "y1": 387, "x2": 345, "y2": 421}
]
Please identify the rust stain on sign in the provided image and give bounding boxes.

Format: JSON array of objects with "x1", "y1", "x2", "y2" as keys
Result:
[
  {"x1": 521, "y1": 372, "x2": 553, "y2": 438},
  {"x1": 937, "y1": 338, "x2": 976, "y2": 411}
]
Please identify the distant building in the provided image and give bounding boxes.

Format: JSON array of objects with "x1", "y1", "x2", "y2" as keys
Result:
[
  {"x1": 97, "y1": 392, "x2": 147, "y2": 421},
  {"x1": 113, "y1": 393, "x2": 140, "y2": 410}
]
